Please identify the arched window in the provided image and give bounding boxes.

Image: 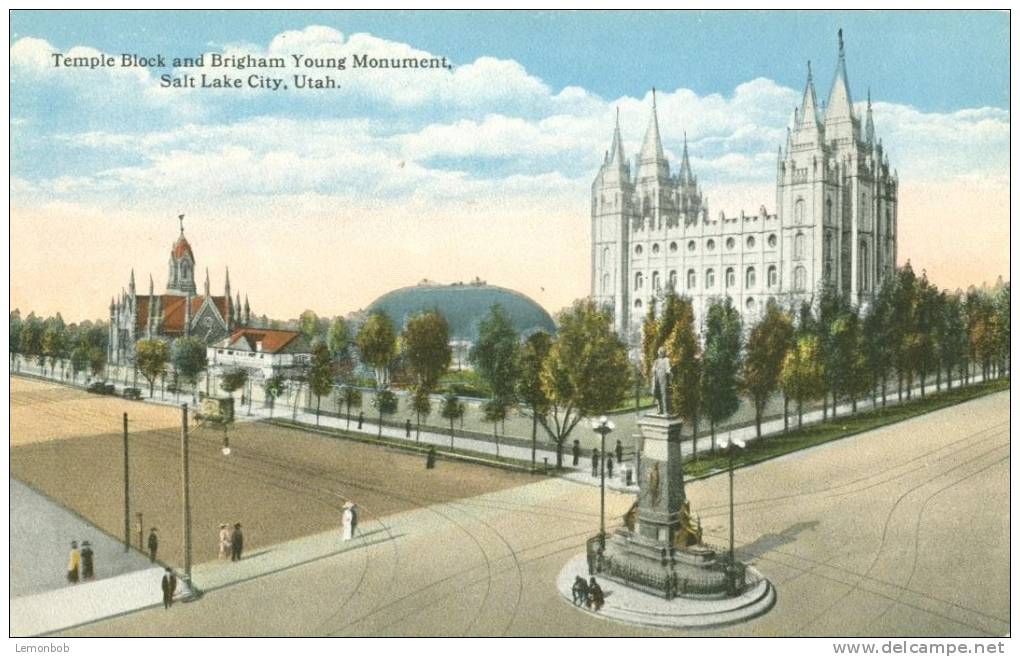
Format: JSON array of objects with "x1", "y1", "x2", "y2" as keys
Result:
[
  {"x1": 794, "y1": 266, "x2": 807, "y2": 292},
  {"x1": 602, "y1": 273, "x2": 610, "y2": 293},
  {"x1": 687, "y1": 269, "x2": 697, "y2": 290},
  {"x1": 670, "y1": 242, "x2": 678, "y2": 253},
  {"x1": 602, "y1": 246, "x2": 610, "y2": 268},
  {"x1": 706, "y1": 268, "x2": 716, "y2": 289},
  {"x1": 746, "y1": 297, "x2": 756, "y2": 311},
  {"x1": 635, "y1": 272, "x2": 644, "y2": 291},
  {"x1": 826, "y1": 197, "x2": 833, "y2": 225},
  {"x1": 635, "y1": 298, "x2": 643, "y2": 309},
  {"x1": 746, "y1": 267, "x2": 756, "y2": 289},
  {"x1": 767, "y1": 234, "x2": 777, "y2": 248},
  {"x1": 794, "y1": 232, "x2": 805, "y2": 259},
  {"x1": 706, "y1": 239, "x2": 715, "y2": 252},
  {"x1": 726, "y1": 237, "x2": 736, "y2": 251},
  {"x1": 859, "y1": 241, "x2": 869, "y2": 291},
  {"x1": 725, "y1": 267, "x2": 736, "y2": 289},
  {"x1": 767, "y1": 265, "x2": 778, "y2": 288},
  {"x1": 652, "y1": 271, "x2": 661, "y2": 291},
  {"x1": 668, "y1": 270, "x2": 678, "y2": 289},
  {"x1": 635, "y1": 244, "x2": 643, "y2": 255},
  {"x1": 746, "y1": 236, "x2": 756, "y2": 249},
  {"x1": 794, "y1": 198, "x2": 805, "y2": 224},
  {"x1": 687, "y1": 240, "x2": 696, "y2": 252}
]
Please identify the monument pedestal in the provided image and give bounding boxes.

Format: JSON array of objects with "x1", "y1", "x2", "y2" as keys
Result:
[{"x1": 597, "y1": 414, "x2": 742, "y2": 599}]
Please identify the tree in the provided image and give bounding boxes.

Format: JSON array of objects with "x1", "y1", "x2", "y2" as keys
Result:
[
  {"x1": 640, "y1": 298, "x2": 659, "y2": 381},
  {"x1": 338, "y1": 385, "x2": 363, "y2": 429},
  {"x1": 20, "y1": 313, "x2": 44, "y2": 366},
  {"x1": 661, "y1": 295, "x2": 702, "y2": 454},
  {"x1": 42, "y1": 324, "x2": 67, "y2": 377},
  {"x1": 135, "y1": 339, "x2": 170, "y2": 397},
  {"x1": 10, "y1": 310, "x2": 22, "y2": 369},
  {"x1": 402, "y1": 310, "x2": 452, "y2": 437},
  {"x1": 863, "y1": 277, "x2": 896, "y2": 406},
  {"x1": 308, "y1": 340, "x2": 334, "y2": 426},
  {"x1": 372, "y1": 389, "x2": 398, "y2": 438},
  {"x1": 327, "y1": 317, "x2": 352, "y2": 361},
  {"x1": 994, "y1": 282, "x2": 1010, "y2": 377},
  {"x1": 264, "y1": 374, "x2": 287, "y2": 419},
  {"x1": 741, "y1": 300, "x2": 794, "y2": 438},
  {"x1": 891, "y1": 263, "x2": 919, "y2": 399},
  {"x1": 780, "y1": 334, "x2": 825, "y2": 428},
  {"x1": 482, "y1": 397, "x2": 509, "y2": 455},
  {"x1": 440, "y1": 393, "x2": 465, "y2": 448},
  {"x1": 171, "y1": 337, "x2": 208, "y2": 402},
  {"x1": 938, "y1": 294, "x2": 968, "y2": 389},
  {"x1": 539, "y1": 299, "x2": 630, "y2": 467},
  {"x1": 701, "y1": 298, "x2": 742, "y2": 451},
  {"x1": 356, "y1": 311, "x2": 398, "y2": 388},
  {"x1": 299, "y1": 309, "x2": 327, "y2": 343},
  {"x1": 471, "y1": 305, "x2": 521, "y2": 408},
  {"x1": 410, "y1": 388, "x2": 432, "y2": 441},
  {"x1": 219, "y1": 366, "x2": 249, "y2": 400},
  {"x1": 516, "y1": 331, "x2": 553, "y2": 467}
]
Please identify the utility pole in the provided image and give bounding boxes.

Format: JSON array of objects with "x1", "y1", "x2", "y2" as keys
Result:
[
  {"x1": 181, "y1": 403, "x2": 193, "y2": 586},
  {"x1": 123, "y1": 412, "x2": 130, "y2": 552}
]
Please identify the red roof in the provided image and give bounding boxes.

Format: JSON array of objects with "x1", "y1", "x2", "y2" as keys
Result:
[
  {"x1": 172, "y1": 235, "x2": 194, "y2": 260},
  {"x1": 135, "y1": 294, "x2": 228, "y2": 333},
  {"x1": 224, "y1": 328, "x2": 302, "y2": 354}
]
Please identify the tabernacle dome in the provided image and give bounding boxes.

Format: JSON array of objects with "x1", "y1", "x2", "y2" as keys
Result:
[{"x1": 365, "y1": 279, "x2": 556, "y2": 343}]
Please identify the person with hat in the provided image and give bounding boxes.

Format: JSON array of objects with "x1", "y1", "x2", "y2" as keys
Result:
[
  {"x1": 218, "y1": 524, "x2": 231, "y2": 560},
  {"x1": 342, "y1": 502, "x2": 357, "y2": 541},
  {"x1": 161, "y1": 568, "x2": 177, "y2": 609},
  {"x1": 147, "y1": 527, "x2": 159, "y2": 563},
  {"x1": 230, "y1": 523, "x2": 244, "y2": 561},
  {"x1": 67, "y1": 541, "x2": 80, "y2": 584},
  {"x1": 80, "y1": 540, "x2": 95, "y2": 580}
]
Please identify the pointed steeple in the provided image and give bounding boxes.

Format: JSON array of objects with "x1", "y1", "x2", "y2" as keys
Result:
[
  {"x1": 148, "y1": 274, "x2": 154, "y2": 299},
  {"x1": 826, "y1": 29, "x2": 854, "y2": 123},
  {"x1": 609, "y1": 107, "x2": 626, "y2": 165},
  {"x1": 600, "y1": 107, "x2": 629, "y2": 187},
  {"x1": 865, "y1": 88, "x2": 875, "y2": 144},
  {"x1": 678, "y1": 132, "x2": 694, "y2": 184},
  {"x1": 637, "y1": 88, "x2": 669, "y2": 181},
  {"x1": 129, "y1": 269, "x2": 136, "y2": 295},
  {"x1": 800, "y1": 60, "x2": 821, "y2": 129},
  {"x1": 204, "y1": 267, "x2": 210, "y2": 296},
  {"x1": 244, "y1": 294, "x2": 251, "y2": 326}
]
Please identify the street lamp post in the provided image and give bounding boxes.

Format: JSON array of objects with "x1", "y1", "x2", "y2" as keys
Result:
[
  {"x1": 591, "y1": 416, "x2": 616, "y2": 548},
  {"x1": 724, "y1": 436, "x2": 745, "y2": 595}
]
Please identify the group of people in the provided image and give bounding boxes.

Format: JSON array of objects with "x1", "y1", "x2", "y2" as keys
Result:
[
  {"x1": 218, "y1": 523, "x2": 245, "y2": 561},
  {"x1": 571, "y1": 576, "x2": 605, "y2": 611},
  {"x1": 575, "y1": 439, "x2": 625, "y2": 479},
  {"x1": 66, "y1": 540, "x2": 95, "y2": 584},
  {"x1": 341, "y1": 502, "x2": 358, "y2": 541}
]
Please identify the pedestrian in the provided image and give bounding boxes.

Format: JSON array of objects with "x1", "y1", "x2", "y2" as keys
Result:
[
  {"x1": 357, "y1": 412, "x2": 364, "y2": 430},
  {"x1": 405, "y1": 419, "x2": 412, "y2": 438},
  {"x1": 571, "y1": 575, "x2": 589, "y2": 607},
  {"x1": 80, "y1": 540, "x2": 95, "y2": 581},
  {"x1": 426, "y1": 445, "x2": 436, "y2": 469},
  {"x1": 342, "y1": 501, "x2": 357, "y2": 541},
  {"x1": 615, "y1": 439, "x2": 623, "y2": 465},
  {"x1": 218, "y1": 524, "x2": 231, "y2": 560},
  {"x1": 607, "y1": 454, "x2": 614, "y2": 478},
  {"x1": 591, "y1": 448, "x2": 600, "y2": 477},
  {"x1": 572, "y1": 440, "x2": 581, "y2": 466},
  {"x1": 67, "y1": 541, "x2": 80, "y2": 585},
  {"x1": 161, "y1": 568, "x2": 177, "y2": 610},
  {"x1": 230, "y1": 523, "x2": 244, "y2": 561},
  {"x1": 147, "y1": 527, "x2": 159, "y2": 563},
  {"x1": 588, "y1": 577, "x2": 605, "y2": 611}
]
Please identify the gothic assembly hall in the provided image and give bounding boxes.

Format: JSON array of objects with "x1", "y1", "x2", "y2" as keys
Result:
[
  {"x1": 108, "y1": 218, "x2": 253, "y2": 364},
  {"x1": 591, "y1": 32, "x2": 898, "y2": 336}
]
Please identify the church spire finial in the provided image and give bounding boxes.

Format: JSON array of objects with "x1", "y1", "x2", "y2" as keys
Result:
[
  {"x1": 838, "y1": 28, "x2": 844, "y2": 57},
  {"x1": 178, "y1": 214, "x2": 184, "y2": 234}
]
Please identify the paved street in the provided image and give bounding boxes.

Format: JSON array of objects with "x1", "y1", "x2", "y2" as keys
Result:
[{"x1": 53, "y1": 389, "x2": 1008, "y2": 637}]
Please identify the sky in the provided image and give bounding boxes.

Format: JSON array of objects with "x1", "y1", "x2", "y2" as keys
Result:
[{"x1": 9, "y1": 10, "x2": 1011, "y2": 322}]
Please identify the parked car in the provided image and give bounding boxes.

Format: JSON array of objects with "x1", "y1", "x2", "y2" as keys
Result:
[{"x1": 122, "y1": 387, "x2": 142, "y2": 400}]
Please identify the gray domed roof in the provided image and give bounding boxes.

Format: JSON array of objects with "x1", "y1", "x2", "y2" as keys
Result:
[{"x1": 366, "y1": 282, "x2": 556, "y2": 342}]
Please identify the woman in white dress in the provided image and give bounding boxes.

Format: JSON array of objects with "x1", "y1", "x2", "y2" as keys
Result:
[
  {"x1": 342, "y1": 502, "x2": 355, "y2": 541},
  {"x1": 218, "y1": 523, "x2": 231, "y2": 559}
]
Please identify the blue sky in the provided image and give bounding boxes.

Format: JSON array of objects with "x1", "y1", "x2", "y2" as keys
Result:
[
  {"x1": 9, "y1": 10, "x2": 1011, "y2": 319},
  {"x1": 11, "y1": 10, "x2": 1009, "y2": 111}
]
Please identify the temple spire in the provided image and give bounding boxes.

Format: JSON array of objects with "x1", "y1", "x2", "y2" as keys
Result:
[
  {"x1": 826, "y1": 29, "x2": 854, "y2": 123},
  {"x1": 800, "y1": 60, "x2": 821, "y2": 129},
  {"x1": 865, "y1": 88, "x2": 875, "y2": 143},
  {"x1": 638, "y1": 88, "x2": 669, "y2": 181},
  {"x1": 204, "y1": 267, "x2": 210, "y2": 296},
  {"x1": 178, "y1": 214, "x2": 184, "y2": 235},
  {"x1": 679, "y1": 131, "x2": 694, "y2": 184}
]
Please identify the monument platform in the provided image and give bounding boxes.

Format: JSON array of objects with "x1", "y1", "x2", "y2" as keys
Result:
[{"x1": 556, "y1": 553, "x2": 775, "y2": 630}]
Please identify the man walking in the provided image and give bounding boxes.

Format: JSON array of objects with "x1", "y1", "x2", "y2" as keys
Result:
[
  {"x1": 357, "y1": 412, "x2": 364, "y2": 430},
  {"x1": 425, "y1": 445, "x2": 436, "y2": 469},
  {"x1": 607, "y1": 454, "x2": 614, "y2": 479},
  {"x1": 230, "y1": 523, "x2": 244, "y2": 561},
  {"x1": 591, "y1": 448, "x2": 600, "y2": 478},
  {"x1": 405, "y1": 419, "x2": 412, "y2": 438},
  {"x1": 147, "y1": 527, "x2": 159, "y2": 563},
  {"x1": 161, "y1": 568, "x2": 177, "y2": 610},
  {"x1": 67, "y1": 541, "x2": 80, "y2": 585},
  {"x1": 615, "y1": 439, "x2": 623, "y2": 465},
  {"x1": 572, "y1": 440, "x2": 581, "y2": 466},
  {"x1": 80, "y1": 540, "x2": 95, "y2": 581}
]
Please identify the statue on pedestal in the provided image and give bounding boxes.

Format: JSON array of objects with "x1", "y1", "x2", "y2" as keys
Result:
[{"x1": 651, "y1": 347, "x2": 672, "y2": 416}]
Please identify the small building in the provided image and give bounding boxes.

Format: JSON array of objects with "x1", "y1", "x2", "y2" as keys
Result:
[{"x1": 207, "y1": 328, "x2": 312, "y2": 384}]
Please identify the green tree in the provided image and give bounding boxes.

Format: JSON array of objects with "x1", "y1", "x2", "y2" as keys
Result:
[
  {"x1": 470, "y1": 304, "x2": 521, "y2": 402},
  {"x1": 640, "y1": 298, "x2": 659, "y2": 381},
  {"x1": 308, "y1": 341, "x2": 334, "y2": 426},
  {"x1": 863, "y1": 277, "x2": 896, "y2": 406},
  {"x1": 327, "y1": 317, "x2": 352, "y2": 361},
  {"x1": 539, "y1": 299, "x2": 630, "y2": 467},
  {"x1": 20, "y1": 313, "x2": 44, "y2": 366},
  {"x1": 219, "y1": 366, "x2": 249, "y2": 400},
  {"x1": 135, "y1": 339, "x2": 170, "y2": 397},
  {"x1": 410, "y1": 388, "x2": 432, "y2": 441},
  {"x1": 780, "y1": 334, "x2": 825, "y2": 428},
  {"x1": 891, "y1": 263, "x2": 919, "y2": 399},
  {"x1": 482, "y1": 397, "x2": 510, "y2": 455},
  {"x1": 440, "y1": 393, "x2": 465, "y2": 448},
  {"x1": 938, "y1": 294, "x2": 968, "y2": 389},
  {"x1": 338, "y1": 385, "x2": 363, "y2": 429},
  {"x1": 264, "y1": 374, "x2": 287, "y2": 419},
  {"x1": 10, "y1": 310, "x2": 22, "y2": 370},
  {"x1": 741, "y1": 299, "x2": 794, "y2": 438},
  {"x1": 662, "y1": 296, "x2": 702, "y2": 454},
  {"x1": 516, "y1": 331, "x2": 553, "y2": 467},
  {"x1": 994, "y1": 282, "x2": 1010, "y2": 377},
  {"x1": 299, "y1": 309, "x2": 327, "y2": 343},
  {"x1": 42, "y1": 324, "x2": 67, "y2": 377},
  {"x1": 356, "y1": 311, "x2": 398, "y2": 388},
  {"x1": 701, "y1": 298, "x2": 742, "y2": 451},
  {"x1": 372, "y1": 389, "x2": 398, "y2": 438},
  {"x1": 402, "y1": 310, "x2": 452, "y2": 437},
  {"x1": 171, "y1": 337, "x2": 208, "y2": 402}
]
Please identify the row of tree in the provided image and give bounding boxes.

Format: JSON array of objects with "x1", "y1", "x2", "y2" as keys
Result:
[
  {"x1": 641, "y1": 263, "x2": 1010, "y2": 454},
  {"x1": 10, "y1": 311, "x2": 108, "y2": 381}
]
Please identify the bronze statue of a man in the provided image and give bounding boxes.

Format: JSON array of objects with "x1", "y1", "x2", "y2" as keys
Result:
[{"x1": 651, "y1": 347, "x2": 672, "y2": 415}]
